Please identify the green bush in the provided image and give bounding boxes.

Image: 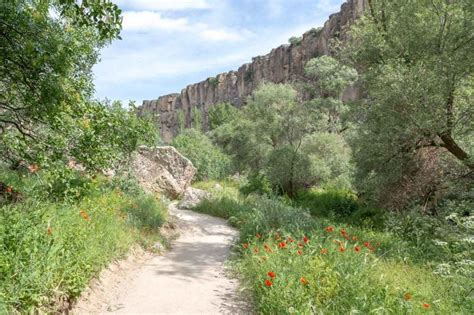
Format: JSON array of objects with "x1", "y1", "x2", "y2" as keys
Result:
[
  {"x1": 239, "y1": 172, "x2": 273, "y2": 196},
  {"x1": 295, "y1": 187, "x2": 359, "y2": 217},
  {"x1": 172, "y1": 129, "x2": 231, "y2": 181},
  {"x1": 122, "y1": 195, "x2": 167, "y2": 230}
]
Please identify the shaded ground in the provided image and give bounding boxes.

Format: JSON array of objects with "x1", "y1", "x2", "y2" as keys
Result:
[{"x1": 73, "y1": 203, "x2": 251, "y2": 314}]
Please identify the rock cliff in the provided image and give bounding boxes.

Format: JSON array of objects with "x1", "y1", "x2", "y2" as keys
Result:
[{"x1": 137, "y1": 0, "x2": 367, "y2": 142}]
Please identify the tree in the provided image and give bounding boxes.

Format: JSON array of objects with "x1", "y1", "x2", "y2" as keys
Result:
[{"x1": 345, "y1": 0, "x2": 474, "y2": 171}]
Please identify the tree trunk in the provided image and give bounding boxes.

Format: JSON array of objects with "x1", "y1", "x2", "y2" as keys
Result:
[{"x1": 438, "y1": 133, "x2": 474, "y2": 169}]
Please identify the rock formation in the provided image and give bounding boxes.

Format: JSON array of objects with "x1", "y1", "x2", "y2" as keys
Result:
[
  {"x1": 131, "y1": 146, "x2": 196, "y2": 198},
  {"x1": 137, "y1": 0, "x2": 367, "y2": 142}
]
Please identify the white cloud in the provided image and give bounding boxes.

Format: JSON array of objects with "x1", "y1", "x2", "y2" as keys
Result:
[
  {"x1": 114, "y1": 0, "x2": 211, "y2": 11},
  {"x1": 122, "y1": 11, "x2": 190, "y2": 31}
]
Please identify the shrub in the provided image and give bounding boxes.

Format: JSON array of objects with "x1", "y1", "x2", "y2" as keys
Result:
[
  {"x1": 295, "y1": 187, "x2": 359, "y2": 217},
  {"x1": 172, "y1": 129, "x2": 231, "y2": 181},
  {"x1": 288, "y1": 36, "x2": 303, "y2": 45},
  {"x1": 239, "y1": 172, "x2": 273, "y2": 196}
]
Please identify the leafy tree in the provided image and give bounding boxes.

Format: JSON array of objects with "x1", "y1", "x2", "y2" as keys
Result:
[
  {"x1": 208, "y1": 102, "x2": 239, "y2": 130},
  {"x1": 345, "y1": 0, "x2": 474, "y2": 172}
]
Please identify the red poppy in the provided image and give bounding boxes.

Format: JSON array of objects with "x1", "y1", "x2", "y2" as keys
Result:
[
  {"x1": 303, "y1": 235, "x2": 310, "y2": 243},
  {"x1": 403, "y1": 293, "x2": 412, "y2": 301},
  {"x1": 265, "y1": 280, "x2": 273, "y2": 287},
  {"x1": 278, "y1": 241, "x2": 287, "y2": 249},
  {"x1": 6, "y1": 186, "x2": 13, "y2": 193},
  {"x1": 364, "y1": 241, "x2": 371, "y2": 248},
  {"x1": 79, "y1": 210, "x2": 90, "y2": 221},
  {"x1": 340, "y1": 228, "x2": 347, "y2": 236},
  {"x1": 339, "y1": 246, "x2": 345, "y2": 252},
  {"x1": 325, "y1": 226, "x2": 334, "y2": 233},
  {"x1": 288, "y1": 236, "x2": 295, "y2": 243},
  {"x1": 300, "y1": 277, "x2": 309, "y2": 285},
  {"x1": 297, "y1": 250, "x2": 303, "y2": 256},
  {"x1": 422, "y1": 303, "x2": 430, "y2": 309},
  {"x1": 253, "y1": 247, "x2": 259, "y2": 253},
  {"x1": 298, "y1": 242, "x2": 304, "y2": 248},
  {"x1": 320, "y1": 248, "x2": 328, "y2": 254},
  {"x1": 267, "y1": 271, "x2": 276, "y2": 278},
  {"x1": 242, "y1": 243, "x2": 249, "y2": 249},
  {"x1": 256, "y1": 233, "x2": 262, "y2": 239},
  {"x1": 354, "y1": 245, "x2": 361, "y2": 252}
]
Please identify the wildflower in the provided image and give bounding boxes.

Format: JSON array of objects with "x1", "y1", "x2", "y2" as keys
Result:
[
  {"x1": 320, "y1": 248, "x2": 328, "y2": 254},
  {"x1": 265, "y1": 280, "x2": 273, "y2": 287},
  {"x1": 28, "y1": 164, "x2": 39, "y2": 173},
  {"x1": 340, "y1": 228, "x2": 347, "y2": 236},
  {"x1": 267, "y1": 271, "x2": 276, "y2": 279},
  {"x1": 325, "y1": 226, "x2": 335, "y2": 233},
  {"x1": 403, "y1": 293, "x2": 412, "y2": 301},
  {"x1": 303, "y1": 235, "x2": 310, "y2": 244},
  {"x1": 264, "y1": 244, "x2": 272, "y2": 253},
  {"x1": 364, "y1": 241, "x2": 370, "y2": 248},
  {"x1": 339, "y1": 246, "x2": 345, "y2": 252},
  {"x1": 278, "y1": 241, "x2": 287, "y2": 249},
  {"x1": 253, "y1": 247, "x2": 259, "y2": 253},
  {"x1": 297, "y1": 250, "x2": 303, "y2": 255},
  {"x1": 354, "y1": 245, "x2": 361, "y2": 252},
  {"x1": 6, "y1": 186, "x2": 13, "y2": 193},
  {"x1": 298, "y1": 242, "x2": 304, "y2": 248},
  {"x1": 288, "y1": 236, "x2": 295, "y2": 243},
  {"x1": 79, "y1": 210, "x2": 90, "y2": 221},
  {"x1": 300, "y1": 277, "x2": 309, "y2": 285},
  {"x1": 242, "y1": 243, "x2": 249, "y2": 249},
  {"x1": 256, "y1": 233, "x2": 262, "y2": 239},
  {"x1": 422, "y1": 303, "x2": 430, "y2": 309},
  {"x1": 352, "y1": 236, "x2": 358, "y2": 241}
]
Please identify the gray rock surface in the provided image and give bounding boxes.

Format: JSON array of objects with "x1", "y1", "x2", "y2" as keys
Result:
[
  {"x1": 137, "y1": 0, "x2": 367, "y2": 142},
  {"x1": 131, "y1": 146, "x2": 196, "y2": 198},
  {"x1": 178, "y1": 187, "x2": 211, "y2": 209}
]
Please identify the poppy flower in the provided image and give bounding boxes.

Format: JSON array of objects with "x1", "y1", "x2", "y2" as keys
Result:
[
  {"x1": 278, "y1": 241, "x2": 287, "y2": 249},
  {"x1": 298, "y1": 242, "x2": 304, "y2": 248},
  {"x1": 297, "y1": 250, "x2": 303, "y2": 255},
  {"x1": 256, "y1": 233, "x2": 262, "y2": 239},
  {"x1": 79, "y1": 210, "x2": 90, "y2": 221},
  {"x1": 320, "y1": 248, "x2": 328, "y2": 254},
  {"x1": 300, "y1": 277, "x2": 309, "y2": 285},
  {"x1": 422, "y1": 303, "x2": 430, "y2": 309},
  {"x1": 267, "y1": 271, "x2": 276, "y2": 278},
  {"x1": 325, "y1": 226, "x2": 334, "y2": 233},
  {"x1": 364, "y1": 241, "x2": 370, "y2": 248},
  {"x1": 288, "y1": 236, "x2": 295, "y2": 243},
  {"x1": 6, "y1": 186, "x2": 13, "y2": 193},
  {"x1": 265, "y1": 280, "x2": 273, "y2": 287},
  {"x1": 352, "y1": 236, "x2": 358, "y2": 241},
  {"x1": 340, "y1": 228, "x2": 347, "y2": 236},
  {"x1": 264, "y1": 244, "x2": 273, "y2": 253},
  {"x1": 253, "y1": 247, "x2": 259, "y2": 253},
  {"x1": 303, "y1": 235, "x2": 310, "y2": 244},
  {"x1": 403, "y1": 293, "x2": 412, "y2": 301},
  {"x1": 242, "y1": 243, "x2": 249, "y2": 249},
  {"x1": 339, "y1": 246, "x2": 345, "y2": 252},
  {"x1": 354, "y1": 245, "x2": 361, "y2": 252}
]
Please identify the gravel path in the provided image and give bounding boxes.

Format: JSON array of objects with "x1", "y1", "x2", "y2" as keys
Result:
[{"x1": 73, "y1": 203, "x2": 250, "y2": 315}]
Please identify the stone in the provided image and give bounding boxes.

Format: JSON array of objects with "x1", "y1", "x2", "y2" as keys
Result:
[
  {"x1": 137, "y1": 0, "x2": 368, "y2": 142},
  {"x1": 131, "y1": 146, "x2": 196, "y2": 198},
  {"x1": 178, "y1": 187, "x2": 211, "y2": 210}
]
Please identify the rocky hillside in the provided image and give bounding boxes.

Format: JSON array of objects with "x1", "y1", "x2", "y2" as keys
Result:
[{"x1": 137, "y1": 0, "x2": 367, "y2": 142}]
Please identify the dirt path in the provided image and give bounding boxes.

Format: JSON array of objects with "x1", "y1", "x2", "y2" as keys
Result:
[{"x1": 73, "y1": 203, "x2": 250, "y2": 315}]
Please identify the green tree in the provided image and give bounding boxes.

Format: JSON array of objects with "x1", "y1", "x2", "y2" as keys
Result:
[{"x1": 208, "y1": 102, "x2": 239, "y2": 130}]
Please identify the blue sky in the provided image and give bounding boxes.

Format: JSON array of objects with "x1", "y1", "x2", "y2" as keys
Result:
[{"x1": 93, "y1": 0, "x2": 344, "y2": 105}]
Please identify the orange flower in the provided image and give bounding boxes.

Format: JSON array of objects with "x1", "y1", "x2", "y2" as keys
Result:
[
  {"x1": 300, "y1": 277, "x2": 309, "y2": 285},
  {"x1": 403, "y1": 293, "x2": 412, "y2": 301},
  {"x1": 339, "y1": 246, "x2": 345, "y2": 252},
  {"x1": 325, "y1": 226, "x2": 334, "y2": 233},
  {"x1": 320, "y1": 248, "x2": 328, "y2": 254},
  {"x1": 6, "y1": 186, "x2": 13, "y2": 193},
  {"x1": 364, "y1": 241, "x2": 370, "y2": 248},
  {"x1": 354, "y1": 245, "x2": 361, "y2": 252},
  {"x1": 297, "y1": 250, "x2": 303, "y2": 255},
  {"x1": 288, "y1": 236, "x2": 295, "y2": 243},
  {"x1": 264, "y1": 244, "x2": 273, "y2": 253},
  {"x1": 253, "y1": 247, "x2": 259, "y2": 253},
  {"x1": 265, "y1": 280, "x2": 273, "y2": 287},
  {"x1": 303, "y1": 235, "x2": 310, "y2": 243},
  {"x1": 79, "y1": 210, "x2": 90, "y2": 221},
  {"x1": 422, "y1": 303, "x2": 430, "y2": 309},
  {"x1": 340, "y1": 228, "x2": 347, "y2": 236},
  {"x1": 242, "y1": 243, "x2": 249, "y2": 249},
  {"x1": 278, "y1": 241, "x2": 287, "y2": 249},
  {"x1": 256, "y1": 233, "x2": 262, "y2": 239},
  {"x1": 267, "y1": 271, "x2": 276, "y2": 278},
  {"x1": 47, "y1": 226, "x2": 52, "y2": 235},
  {"x1": 298, "y1": 242, "x2": 304, "y2": 248},
  {"x1": 28, "y1": 164, "x2": 39, "y2": 173}
]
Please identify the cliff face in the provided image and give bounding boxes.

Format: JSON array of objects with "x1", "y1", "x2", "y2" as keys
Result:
[{"x1": 137, "y1": 0, "x2": 367, "y2": 142}]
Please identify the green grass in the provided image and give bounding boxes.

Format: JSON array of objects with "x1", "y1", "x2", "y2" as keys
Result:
[
  {"x1": 193, "y1": 180, "x2": 474, "y2": 314},
  {"x1": 0, "y1": 168, "x2": 167, "y2": 313}
]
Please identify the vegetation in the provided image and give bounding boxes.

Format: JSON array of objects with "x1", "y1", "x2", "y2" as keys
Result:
[{"x1": 288, "y1": 36, "x2": 303, "y2": 46}]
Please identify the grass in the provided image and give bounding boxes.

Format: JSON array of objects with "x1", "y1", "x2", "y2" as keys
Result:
[
  {"x1": 0, "y1": 168, "x2": 167, "y2": 313},
  {"x1": 193, "y1": 180, "x2": 474, "y2": 314}
]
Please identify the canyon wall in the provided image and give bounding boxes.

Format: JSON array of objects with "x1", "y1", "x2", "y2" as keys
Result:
[{"x1": 137, "y1": 0, "x2": 367, "y2": 142}]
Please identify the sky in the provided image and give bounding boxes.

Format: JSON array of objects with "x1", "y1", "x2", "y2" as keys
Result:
[{"x1": 92, "y1": 0, "x2": 345, "y2": 105}]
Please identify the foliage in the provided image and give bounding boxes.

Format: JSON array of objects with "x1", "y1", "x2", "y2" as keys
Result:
[
  {"x1": 208, "y1": 102, "x2": 239, "y2": 131},
  {"x1": 0, "y1": 168, "x2": 167, "y2": 313},
  {"x1": 239, "y1": 172, "x2": 273, "y2": 196},
  {"x1": 171, "y1": 129, "x2": 231, "y2": 181},
  {"x1": 288, "y1": 36, "x2": 303, "y2": 46},
  {"x1": 191, "y1": 107, "x2": 203, "y2": 131},
  {"x1": 295, "y1": 187, "x2": 359, "y2": 218},
  {"x1": 176, "y1": 109, "x2": 186, "y2": 133},
  {"x1": 342, "y1": 0, "x2": 474, "y2": 205}
]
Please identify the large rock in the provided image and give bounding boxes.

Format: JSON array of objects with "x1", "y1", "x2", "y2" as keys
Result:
[
  {"x1": 137, "y1": 0, "x2": 368, "y2": 142},
  {"x1": 131, "y1": 146, "x2": 196, "y2": 198}
]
